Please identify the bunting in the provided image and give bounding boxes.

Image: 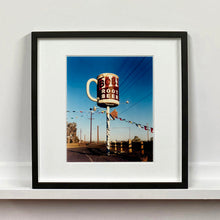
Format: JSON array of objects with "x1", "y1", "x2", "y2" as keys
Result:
[
  {"x1": 66, "y1": 109, "x2": 153, "y2": 133},
  {"x1": 115, "y1": 116, "x2": 153, "y2": 133}
]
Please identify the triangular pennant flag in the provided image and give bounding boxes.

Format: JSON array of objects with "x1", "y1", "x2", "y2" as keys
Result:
[{"x1": 110, "y1": 109, "x2": 118, "y2": 120}]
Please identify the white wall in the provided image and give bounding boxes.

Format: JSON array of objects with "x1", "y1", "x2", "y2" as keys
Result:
[
  {"x1": 1, "y1": 0, "x2": 220, "y2": 163},
  {"x1": 0, "y1": 0, "x2": 220, "y2": 218}
]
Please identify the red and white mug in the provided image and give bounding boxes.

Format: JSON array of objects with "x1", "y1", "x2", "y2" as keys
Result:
[{"x1": 86, "y1": 73, "x2": 119, "y2": 107}]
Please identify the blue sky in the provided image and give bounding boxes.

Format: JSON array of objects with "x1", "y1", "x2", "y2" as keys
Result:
[{"x1": 67, "y1": 56, "x2": 153, "y2": 141}]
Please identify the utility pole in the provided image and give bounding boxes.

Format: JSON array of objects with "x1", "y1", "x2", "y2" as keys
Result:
[
  {"x1": 129, "y1": 127, "x2": 131, "y2": 140},
  {"x1": 90, "y1": 111, "x2": 92, "y2": 143},
  {"x1": 97, "y1": 125, "x2": 99, "y2": 144},
  {"x1": 147, "y1": 123, "x2": 149, "y2": 141},
  {"x1": 84, "y1": 135, "x2": 86, "y2": 143},
  {"x1": 80, "y1": 129, "x2": 82, "y2": 143}
]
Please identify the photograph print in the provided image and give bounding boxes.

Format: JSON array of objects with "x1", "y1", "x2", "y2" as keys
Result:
[{"x1": 66, "y1": 56, "x2": 153, "y2": 162}]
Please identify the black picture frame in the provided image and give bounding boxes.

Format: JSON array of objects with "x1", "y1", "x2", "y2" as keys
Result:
[{"x1": 32, "y1": 31, "x2": 188, "y2": 189}]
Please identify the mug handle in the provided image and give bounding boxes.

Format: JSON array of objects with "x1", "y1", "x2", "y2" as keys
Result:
[{"x1": 86, "y1": 78, "x2": 97, "y2": 102}]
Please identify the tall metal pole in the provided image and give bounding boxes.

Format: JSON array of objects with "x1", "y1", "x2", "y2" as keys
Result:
[
  {"x1": 106, "y1": 106, "x2": 110, "y2": 155},
  {"x1": 90, "y1": 111, "x2": 92, "y2": 143},
  {"x1": 80, "y1": 129, "x2": 82, "y2": 143},
  {"x1": 147, "y1": 123, "x2": 149, "y2": 141},
  {"x1": 97, "y1": 125, "x2": 99, "y2": 144}
]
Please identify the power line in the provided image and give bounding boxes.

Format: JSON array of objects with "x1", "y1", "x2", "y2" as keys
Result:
[
  {"x1": 119, "y1": 91, "x2": 152, "y2": 115},
  {"x1": 120, "y1": 57, "x2": 145, "y2": 87},
  {"x1": 119, "y1": 57, "x2": 146, "y2": 87},
  {"x1": 120, "y1": 58, "x2": 152, "y2": 89},
  {"x1": 120, "y1": 68, "x2": 152, "y2": 97},
  {"x1": 120, "y1": 59, "x2": 152, "y2": 96},
  {"x1": 118, "y1": 58, "x2": 137, "y2": 83},
  {"x1": 117, "y1": 58, "x2": 129, "y2": 74},
  {"x1": 119, "y1": 59, "x2": 150, "y2": 94}
]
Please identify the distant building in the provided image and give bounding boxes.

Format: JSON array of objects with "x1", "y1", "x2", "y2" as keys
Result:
[{"x1": 67, "y1": 122, "x2": 79, "y2": 143}]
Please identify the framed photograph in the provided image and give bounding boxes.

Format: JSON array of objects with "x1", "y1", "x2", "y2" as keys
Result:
[{"x1": 32, "y1": 31, "x2": 188, "y2": 189}]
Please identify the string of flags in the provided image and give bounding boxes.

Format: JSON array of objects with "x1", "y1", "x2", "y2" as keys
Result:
[
  {"x1": 67, "y1": 110, "x2": 153, "y2": 133},
  {"x1": 115, "y1": 117, "x2": 153, "y2": 133},
  {"x1": 67, "y1": 110, "x2": 89, "y2": 120},
  {"x1": 67, "y1": 110, "x2": 85, "y2": 113},
  {"x1": 67, "y1": 110, "x2": 106, "y2": 114}
]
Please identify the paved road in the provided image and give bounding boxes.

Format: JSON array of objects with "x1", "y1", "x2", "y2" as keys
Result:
[{"x1": 67, "y1": 143, "x2": 146, "y2": 162}]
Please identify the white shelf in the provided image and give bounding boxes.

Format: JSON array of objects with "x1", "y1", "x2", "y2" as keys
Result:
[
  {"x1": 0, "y1": 185, "x2": 220, "y2": 200},
  {"x1": 1, "y1": 162, "x2": 220, "y2": 199}
]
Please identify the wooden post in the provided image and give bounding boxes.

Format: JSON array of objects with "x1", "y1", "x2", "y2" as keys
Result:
[
  {"x1": 120, "y1": 141, "x2": 125, "y2": 153},
  {"x1": 114, "y1": 141, "x2": 117, "y2": 153},
  {"x1": 141, "y1": 141, "x2": 144, "y2": 155}
]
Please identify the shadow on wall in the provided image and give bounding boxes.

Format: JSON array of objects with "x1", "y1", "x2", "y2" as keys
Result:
[{"x1": 9, "y1": 34, "x2": 32, "y2": 162}]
